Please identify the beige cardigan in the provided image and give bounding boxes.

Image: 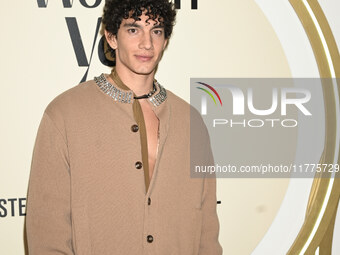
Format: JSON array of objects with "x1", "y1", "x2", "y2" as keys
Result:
[{"x1": 26, "y1": 74, "x2": 223, "y2": 255}]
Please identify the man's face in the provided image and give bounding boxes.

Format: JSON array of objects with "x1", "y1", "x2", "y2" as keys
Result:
[{"x1": 105, "y1": 12, "x2": 168, "y2": 76}]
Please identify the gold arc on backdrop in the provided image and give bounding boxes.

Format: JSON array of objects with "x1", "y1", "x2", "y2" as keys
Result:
[{"x1": 288, "y1": 0, "x2": 340, "y2": 254}]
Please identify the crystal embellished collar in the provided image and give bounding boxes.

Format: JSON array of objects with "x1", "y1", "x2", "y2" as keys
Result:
[{"x1": 94, "y1": 73, "x2": 167, "y2": 107}]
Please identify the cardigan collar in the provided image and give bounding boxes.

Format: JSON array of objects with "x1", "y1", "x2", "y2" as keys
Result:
[{"x1": 94, "y1": 73, "x2": 167, "y2": 107}]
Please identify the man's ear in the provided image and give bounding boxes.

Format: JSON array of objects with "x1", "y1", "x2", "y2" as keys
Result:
[
  {"x1": 163, "y1": 39, "x2": 168, "y2": 50},
  {"x1": 104, "y1": 29, "x2": 117, "y2": 50}
]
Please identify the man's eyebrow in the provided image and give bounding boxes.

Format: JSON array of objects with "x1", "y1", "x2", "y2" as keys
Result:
[
  {"x1": 123, "y1": 22, "x2": 164, "y2": 29},
  {"x1": 123, "y1": 23, "x2": 142, "y2": 28},
  {"x1": 151, "y1": 24, "x2": 165, "y2": 29}
]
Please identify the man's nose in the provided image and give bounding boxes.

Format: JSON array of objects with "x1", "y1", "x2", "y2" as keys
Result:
[{"x1": 139, "y1": 31, "x2": 153, "y2": 50}]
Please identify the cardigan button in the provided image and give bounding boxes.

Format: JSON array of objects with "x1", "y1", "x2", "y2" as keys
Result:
[
  {"x1": 147, "y1": 235, "x2": 154, "y2": 243},
  {"x1": 148, "y1": 197, "x2": 151, "y2": 205},
  {"x1": 135, "y1": 161, "x2": 143, "y2": 169},
  {"x1": 131, "y1": 124, "x2": 139, "y2": 132}
]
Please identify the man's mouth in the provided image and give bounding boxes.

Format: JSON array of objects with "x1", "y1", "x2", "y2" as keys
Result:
[{"x1": 135, "y1": 55, "x2": 153, "y2": 62}]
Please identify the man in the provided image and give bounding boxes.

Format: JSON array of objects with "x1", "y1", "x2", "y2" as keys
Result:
[{"x1": 26, "y1": 0, "x2": 223, "y2": 254}]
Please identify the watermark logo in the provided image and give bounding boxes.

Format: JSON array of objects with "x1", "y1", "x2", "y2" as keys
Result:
[
  {"x1": 196, "y1": 82, "x2": 223, "y2": 115},
  {"x1": 197, "y1": 83, "x2": 311, "y2": 117},
  {"x1": 192, "y1": 79, "x2": 314, "y2": 128},
  {"x1": 190, "y1": 78, "x2": 325, "y2": 178},
  {"x1": 189, "y1": 78, "x2": 335, "y2": 179}
]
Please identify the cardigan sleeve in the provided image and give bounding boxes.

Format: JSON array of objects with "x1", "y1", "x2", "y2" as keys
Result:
[
  {"x1": 199, "y1": 176, "x2": 223, "y2": 254},
  {"x1": 26, "y1": 111, "x2": 74, "y2": 254},
  {"x1": 198, "y1": 131, "x2": 223, "y2": 255}
]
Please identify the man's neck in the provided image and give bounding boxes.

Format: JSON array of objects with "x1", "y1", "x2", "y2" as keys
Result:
[{"x1": 115, "y1": 65, "x2": 155, "y2": 96}]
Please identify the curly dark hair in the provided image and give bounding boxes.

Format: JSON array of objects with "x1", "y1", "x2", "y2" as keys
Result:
[{"x1": 102, "y1": 0, "x2": 176, "y2": 63}]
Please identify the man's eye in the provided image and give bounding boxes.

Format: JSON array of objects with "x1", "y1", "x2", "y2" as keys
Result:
[
  {"x1": 128, "y1": 28, "x2": 137, "y2": 34},
  {"x1": 153, "y1": 30, "x2": 163, "y2": 35}
]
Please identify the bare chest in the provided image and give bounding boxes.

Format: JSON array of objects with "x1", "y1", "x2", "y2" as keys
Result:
[{"x1": 139, "y1": 101, "x2": 159, "y2": 181}]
